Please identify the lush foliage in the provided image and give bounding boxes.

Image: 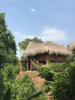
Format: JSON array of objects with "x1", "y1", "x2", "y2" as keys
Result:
[
  {"x1": 37, "y1": 62, "x2": 68, "y2": 81},
  {"x1": 37, "y1": 51, "x2": 75, "y2": 100},
  {"x1": 51, "y1": 51, "x2": 75, "y2": 100},
  {"x1": 0, "y1": 13, "x2": 18, "y2": 68},
  {"x1": 66, "y1": 51, "x2": 75, "y2": 63},
  {"x1": 18, "y1": 37, "x2": 43, "y2": 50},
  {"x1": 0, "y1": 12, "x2": 47, "y2": 100},
  {"x1": 11, "y1": 75, "x2": 36, "y2": 100},
  {"x1": 51, "y1": 62, "x2": 75, "y2": 100},
  {"x1": 0, "y1": 69, "x2": 3, "y2": 100},
  {"x1": 1, "y1": 64, "x2": 46, "y2": 100}
]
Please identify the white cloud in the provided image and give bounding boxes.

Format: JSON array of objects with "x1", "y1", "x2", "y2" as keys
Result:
[
  {"x1": 13, "y1": 28, "x2": 68, "y2": 59},
  {"x1": 38, "y1": 28, "x2": 68, "y2": 43},
  {"x1": 30, "y1": 9, "x2": 35, "y2": 12},
  {"x1": 14, "y1": 32, "x2": 35, "y2": 39},
  {"x1": 14, "y1": 28, "x2": 68, "y2": 44}
]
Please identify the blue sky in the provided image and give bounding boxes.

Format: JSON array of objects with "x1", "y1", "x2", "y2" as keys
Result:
[{"x1": 0, "y1": 0, "x2": 75, "y2": 59}]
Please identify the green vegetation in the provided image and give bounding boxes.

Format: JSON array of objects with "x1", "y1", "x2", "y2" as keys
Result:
[
  {"x1": 1, "y1": 64, "x2": 46, "y2": 100},
  {"x1": 18, "y1": 37, "x2": 43, "y2": 50},
  {"x1": 37, "y1": 51, "x2": 75, "y2": 100},
  {"x1": 25, "y1": 90, "x2": 42, "y2": 100},
  {"x1": 0, "y1": 70, "x2": 3, "y2": 100},
  {"x1": 0, "y1": 12, "x2": 75, "y2": 100},
  {"x1": 0, "y1": 13, "x2": 18, "y2": 68},
  {"x1": 0, "y1": 12, "x2": 46, "y2": 100}
]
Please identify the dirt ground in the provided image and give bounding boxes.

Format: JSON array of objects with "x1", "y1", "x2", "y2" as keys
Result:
[{"x1": 17, "y1": 71, "x2": 53, "y2": 100}]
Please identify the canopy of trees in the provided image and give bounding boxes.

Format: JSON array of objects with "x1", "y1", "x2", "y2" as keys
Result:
[
  {"x1": 0, "y1": 13, "x2": 18, "y2": 68},
  {"x1": 18, "y1": 37, "x2": 43, "y2": 50}
]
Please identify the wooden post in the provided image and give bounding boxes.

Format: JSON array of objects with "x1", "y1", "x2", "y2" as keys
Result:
[
  {"x1": 37, "y1": 60, "x2": 39, "y2": 66},
  {"x1": 20, "y1": 48, "x2": 22, "y2": 72},
  {"x1": 46, "y1": 54, "x2": 49, "y2": 65},
  {"x1": 30, "y1": 58, "x2": 32, "y2": 71},
  {"x1": 27, "y1": 61, "x2": 29, "y2": 71},
  {"x1": 30, "y1": 58, "x2": 31, "y2": 71},
  {"x1": 20, "y1": 61, "x2": 22, "y2": 71},
  {"x1": 55, "y1": 56, "x2": 58, "y2": 63}
]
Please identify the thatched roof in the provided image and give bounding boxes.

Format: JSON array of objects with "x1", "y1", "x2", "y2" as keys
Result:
[
  {"x1": 67, "y1": 41, "x2": 75, "y2": 51},
  {"x1": 23, "y1": 41, "x2": 72, "y2": 56}
]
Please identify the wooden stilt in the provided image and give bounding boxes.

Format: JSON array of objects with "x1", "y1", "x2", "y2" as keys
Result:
[
  {"x1": 37, "y1": 60, "x2": 39, "y2": 66},
  {"x1": 20, "y1": 61, "x2": 22, "y2": 71},
  {"x1": 20, "y1": 48, "x2": 22, "y2": 72},
  {"x1": 27, "y1": 61, "x2": 29, "y2": 71},
  {"x1": 46, "y1": 54, "x2": 49, "y2": 65},
  {"x1": 30, "y1": 61, "x2": 31, "y2": 71}
]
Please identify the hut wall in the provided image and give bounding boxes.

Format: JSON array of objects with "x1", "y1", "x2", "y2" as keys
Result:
[
  {"x1": 49, "y1": 55, "x2": 56, "y2": 62},
  {"x1": 33, "y1": 53, "x2": 66, "y2": 63},
  {"x1": 56, "y1": 55, "x2": 66, "y2": 62},
  {"x1": 35, "y1": 53, "x2": 47, "y2": 61}
]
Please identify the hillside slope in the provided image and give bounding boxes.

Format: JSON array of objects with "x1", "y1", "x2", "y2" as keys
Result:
[{"x1": 17, "y1": 71, "x2": 52, "y2": 100}]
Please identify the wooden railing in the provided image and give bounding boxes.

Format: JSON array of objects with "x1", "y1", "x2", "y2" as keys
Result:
[{"x1": 31, "y1": 57, "x2": 39, "y2": 67}]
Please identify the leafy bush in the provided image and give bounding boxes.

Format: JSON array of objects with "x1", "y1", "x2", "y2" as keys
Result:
[
  {"x1": 37, "y1": 62, "x2": 68, "y2": 81},
  {"x1": 1, "y1": 64, "x2": 16, "y2": 100},
  {"x1": 1, "y1": 63, "x2": 47, "y2": 100},
  {"x1": 14, "y1": 65, "x2": 20, "y2": 75},
  {"x1": 22, "y1": 63, "x2": 27, "y2": 71},
  {"x1": 42, "y1": 84, "x2": 51, "y2": 93},
  {"x1": 51, "y1": 63, "x2": 75, "y2": 100},
  {"x1": 66, "y1": 51, "x2": 75, "y2": 63},
  {"x1": 10, "y1": 75, "x2": 37, "y2": 100},
  {"x1": 37, "y1": 65, "x2": 53, "y2": 80}
]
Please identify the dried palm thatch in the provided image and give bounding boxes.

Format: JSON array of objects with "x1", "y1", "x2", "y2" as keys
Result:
[
  {"x1": 23, "y1": 41, "x2": 72, "y2": 56},
  {"x1": 67, "y1": 41, "x2": 75, "y2": 51}
]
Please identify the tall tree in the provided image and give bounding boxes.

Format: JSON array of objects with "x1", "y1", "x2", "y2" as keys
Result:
[
  {"x1": 0, "y1": 13, "x2": 17, "y2": 68},
  {"x1": 18, "y1": 37, "x2": 43, "y2": 50}
]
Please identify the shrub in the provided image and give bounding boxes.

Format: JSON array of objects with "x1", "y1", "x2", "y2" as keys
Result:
[
  {"x1": 10, "y1": 75, "x2": 36, "y2": 100},
  {"x1": 37, "y1": 65, "x2": 53, "y2": 81},
  {"x1": 37, "y1": 62, "x2": 68, "y2": 81},
  {"x1": 1, "y1": 63, "x2": 47, "y2": 100},
  {"x1": 51, "y1": 64, "x2": 75, "y2": 100},
  {"x1": 1, "y1": 64, "x2": 16, "y2": 100}
]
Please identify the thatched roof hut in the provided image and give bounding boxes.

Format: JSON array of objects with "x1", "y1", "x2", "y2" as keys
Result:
[
  {"x1": 67, "y1": 41, "x2": 75, "y2": 51},
  {"x1": 23, "y1": 41, "x2": 72, "y2": 56}
]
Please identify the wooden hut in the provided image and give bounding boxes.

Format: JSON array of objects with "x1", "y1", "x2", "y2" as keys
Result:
[
  {"x1": 67, "y1": 41, "x2": 75, "y2": 51},
  {"x1": 20, "y1": 41, "x2": 72, "y2": 71}
]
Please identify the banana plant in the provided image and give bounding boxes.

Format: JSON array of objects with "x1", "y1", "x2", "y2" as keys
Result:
[{"x1": 25, "y1": 90, "x2": 42, "y2": 100}]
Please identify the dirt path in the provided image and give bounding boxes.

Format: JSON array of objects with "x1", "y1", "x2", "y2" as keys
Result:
[{"x1": 17, "y1": 71, "x2": 52, "y2": 100}]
